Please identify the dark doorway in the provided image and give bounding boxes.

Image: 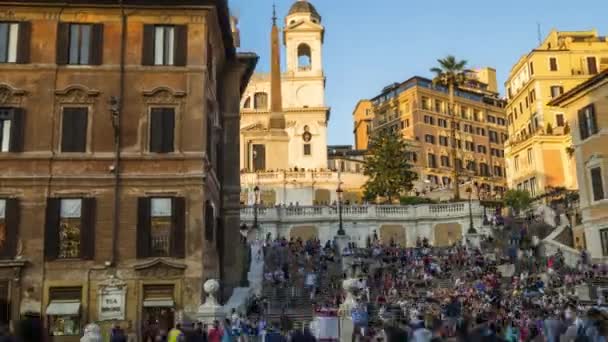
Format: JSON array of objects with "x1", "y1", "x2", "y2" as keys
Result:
[{"x1": 252, "y1": 144, "x2": 266, "y2": 171}]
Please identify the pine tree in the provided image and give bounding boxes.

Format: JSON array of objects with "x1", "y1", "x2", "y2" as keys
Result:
[{"x1": 363, "y1": 131, "x2": 417, "y2": 203}]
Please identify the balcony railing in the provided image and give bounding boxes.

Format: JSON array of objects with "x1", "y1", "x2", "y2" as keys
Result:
[{"x1": 240, "y1": 202, "x2": 483, "y2": 222}]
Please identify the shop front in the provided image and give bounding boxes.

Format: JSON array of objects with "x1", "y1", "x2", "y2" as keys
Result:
[{"x1": 46, "y1": 287, "x2": 82, "y2": 342}]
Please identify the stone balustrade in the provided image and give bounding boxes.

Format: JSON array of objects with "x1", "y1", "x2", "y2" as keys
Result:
[
  {"x1": 241, "y1": 202, "x2": 483, "y2": 222},
  {"x1": 240, "y1": 170, "x2": 351, "y2": 185}
]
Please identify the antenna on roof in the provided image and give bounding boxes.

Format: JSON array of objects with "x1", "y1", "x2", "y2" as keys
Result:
[{"x1": 537, "y1": 23, "x2": 542, "y2": 45}]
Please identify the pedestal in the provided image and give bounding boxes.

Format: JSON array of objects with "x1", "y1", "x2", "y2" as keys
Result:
[
  {"x1": 196, "y1": 279, "x2": 226, "y2": 324},
  {"x1": 335, "y1": 234, "x2": 351, "y2": 256},
  {"x1": 465, "y1": 233, "x2": 482, "y2": 249}
]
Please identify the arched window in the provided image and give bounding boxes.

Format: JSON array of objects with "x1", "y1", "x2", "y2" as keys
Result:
[
  {"x1": 253, "y1": 92, "x2": 268, "y2": 110},
  {"x1": 297, "y1": 44, "x2": 312, "y2": 71},
  {"x1": 243, "y1": 96, "x2": 251, "y2": 109}
]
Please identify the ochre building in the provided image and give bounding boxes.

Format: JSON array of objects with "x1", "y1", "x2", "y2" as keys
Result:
[
  {"x1": 0, "y1": 0, "x2": 256, "y2": 340},
  {"x1": 359, "y1": 69, "x2": 508, "y2": 199},
  {"x1": 549, "y1": 70, "x2": 608, "y2": 262},
  {"x1": 504, "y1": 29, "x2": 608, "y2": 195}
]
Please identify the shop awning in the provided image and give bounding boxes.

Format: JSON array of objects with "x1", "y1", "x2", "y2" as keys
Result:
[
  {"x1": 46, "y1": 301, "x2": 81, "y2": 315},
  {"x1": 143, "y1": 298, "x2": 174, "y2": 308}
]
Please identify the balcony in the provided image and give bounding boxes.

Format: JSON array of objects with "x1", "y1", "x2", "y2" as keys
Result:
[{"x1": 240, "y1": 202, "x2": 483, "y2": 223}]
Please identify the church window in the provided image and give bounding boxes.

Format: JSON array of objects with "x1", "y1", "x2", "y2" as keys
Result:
[
  {"x1": 297, "y1": 43, "x2": 312, "y2": 71},
  {"x1": 303, "y1": 144, "x2": 311, "y2": 156},
  {"x1": 253, "y1": 92, "x2": 268, "y2": 110}
]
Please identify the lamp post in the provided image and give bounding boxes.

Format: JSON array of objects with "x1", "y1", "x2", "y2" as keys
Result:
[
  {"x1": 253, "y1": 185, "x2": 260, "y2": 230},
  {"x1": 466, "y1": 185, "x2": 476, "y2": 234},
  {"x1": 336, "y1": 184, "x2": 345, "y2": 236}
]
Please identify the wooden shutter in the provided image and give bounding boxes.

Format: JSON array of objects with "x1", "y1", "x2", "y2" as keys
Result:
[
  {"x1": 174, "y1": 25, "x2": 188, "y2": 66},
  {"x1": 141, "y1": 24, "x2": 155, "y2": 66},
  {"x1": 80, "y1": 198, "x2": 96, "y2": 260},
  {"x1": 56, "y1": 22, "x2": 70, "y2": 65},
  {"x1": 9, "y1": 108, "x2": 24, "y2": 152},
  {"x1": 44, "y1": 198, "x2": 60, "y2": 260},
  {"x1": 2, "y1": 198, "x2": 19, "y2": 259},
  {"x1": 136, "y1": 198, "x2": 151, "y2": 258},
  {"x1": 589, "y1": 105, "x2": 597, "y2": 135},
  {"x1": 204, "y1": 201, "x2": 214, "y2": 242},
  {"x1": 591, "y1": 168, "x2": 605, "y2": 201},
  {"x1": 578, "y1": 109, "x2": 589, "y2": 140},
  {"x1": 162, "y1": 108, "x2": 175, "y2": 153},
  {"x1": 171, "y1": 197, "x2": 185, "y2": 258},
  {"x1": 89, "y1": 24, "x2": 104, "y2": 65},
  {"x1": 149, "y1": 108, "x2": 164, "y2": 153},
  {"x1": 16, "y1": 22, "x2": 31, "y2": 64},
  {"x1": 61, "y1": 108, "x2": 87, "y2": 152}
]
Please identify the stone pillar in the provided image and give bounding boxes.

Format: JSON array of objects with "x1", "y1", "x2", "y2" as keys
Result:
[{"x1": 197, "y1": 279, "x2": 226, "y2": 325}]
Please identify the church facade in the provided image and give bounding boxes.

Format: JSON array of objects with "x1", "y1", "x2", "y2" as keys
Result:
[{"x1": 239, "y1": 1, "x2": 366, "y2": 206}]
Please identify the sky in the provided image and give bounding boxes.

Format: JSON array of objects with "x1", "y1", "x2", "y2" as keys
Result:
[{"x1": 229, "y1": 0, "x2": 608, "y2": 146}]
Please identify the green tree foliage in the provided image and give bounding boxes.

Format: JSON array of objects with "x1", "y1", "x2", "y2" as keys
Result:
[
  {"x1": 504, "y1": 189, "x2": 532, "y2": 215},
  {"x1": 363, "y1": 131, "x2": 417, "y2": 202}
]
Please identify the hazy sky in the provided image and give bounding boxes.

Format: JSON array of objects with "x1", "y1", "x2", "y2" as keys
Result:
[{"x1": 229, "y1": 0, "x2": 608, "y2": 146}]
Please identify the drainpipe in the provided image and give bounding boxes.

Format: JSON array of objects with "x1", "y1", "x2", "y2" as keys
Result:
[{"x1": 111, "y1": 0, "x2": 126, "y2": 267}]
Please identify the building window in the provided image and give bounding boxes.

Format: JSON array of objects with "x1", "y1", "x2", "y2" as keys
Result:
[
  {"x1": 501, "y1": 133, "x2": 508, "y2": 144},
  {"x1": 466, "y1": 160, "x2": 477, "y2": 174},
  {"x1": 473, "y1": 109, "x2": 481, "y2": 122},
  {"x1": 454, "y1": 139, "x2": 462, "y2": 149},
  {"x1": 68, "y1": 24, "x2": 92, "y2": 65},
  {"x1": 297, "y1": 43, "x2": 312, "y2": 70},
  {"x1": 424, "y1": 134, "x2": 435, "y2": 144},
  {"x1": 497, "y1": 118, "x2": 506, "y2": 126},
  {"x1": 0, "y1": 22, "x2": 18, "y2": 63},
  {"x1": 437, "y1": 118, "x2": 447, "y2": 128},
  {"x1": 591, "y1": 167, "x2": 605, "y2": 201},
  {"x1": 254, "y1": 92, "x2": 268, "y2": 110},
  {"x1": 480, "y1": 163, "x2": 490, "y2": 176},
  {"x1": 455, "y1": 158, "x2": 463, "y2": 171},
  {"x1": 508, "y1": 114, "x2": 513, "y2": 126},
  {"x1": 303, "y1": 144, "x2": 311, "y2": 156},
  {"x1": 427, "y1": 175, "x2": 439, "y2": 184},
  {"x1": 440, "y1": 155, "x2": 450, "y2": 167},
  {"x1": 489, "y1": 130, "x2": 498, "y2": 143},
  {"x1": 587, "y1": 56, "x2": 598, "y2": 75},
  {"x1": 427, "y1": 153, "x2": 437, "y2": 168},
  {"x1": 550, "y1": 85, "x2": 564, "y2": 98},
  {"x1": 439, "y1": 136, "x2": 449, "y2": 146},
  {"x1": 421, "y1": 97, "x2": 430, "y2": 110},
  {"x1": 578, "y1": 104, "x2": 598, "y2": 140},
  {"x1": 493, "y1": 166, "x2": 503, "y2": 177},
  {"x1": 556, "y1": 114, "x2": 565, "y2": 127},
  {"x1": 0, "y1": 198, "x2": 18, "y2": 259},
  {"x1": 459, "y1": 106, "x2": 467, "y2": 119},
  {"x1": 465, "y1": 141, "x2": 475, "y2": 151},
  {"x1": 137, "y1": 197, "x2": 185, "y2": 258},
  {"x1": 424, "y1": 115, "x2": 435, "y2": 125},
  {"x1": 0, "y1": 108, "x2": 23, "y2": 152},
  {"x1": 149, "y1": 107, "x2": 175, "y2": 153},
  {"x1": 530, "y1": 177, "x2": 537, "y2": 196},
  {"x1": 601, "y1": 229, "x2": 608, "y2": 256},
  {"x1": 475, "y1": 127, "x2": 486, "y2": 136},
  {"x1": 142, "y1": 24, "x2": 187, "y2": 66},
  {"x1": 434, "y1": 99, "x2": 442, "y2": 113},
  {"x1": 61, "y1": 107, "x2": 88, "y2": 153},
  {"x1": 530, "y1": 89, "x2": 536, "y2": 103},
  {"x1": 154, "y1": 26, "x2": 175, "y2": 65},
  {"x1": 487, "y1": 115, "x2": 496, "y2": 124},
  {"x1": 407, "y1": 152, "x2": 417, "y2": 163},
  {"x1": 529, "y1": 61, "x2": 534, "y2": 75},
  {"x1": 477, "y1": 145, "x2": 487, "y2": 154},
  {"x1": 527, "y1": 148, "x2": 533, "y2": 165},
  {"x1": 47, "y1": 287, "x2": 82, "y2": 336},
  {"x1": 442, "y1": 177, "x2": 451, "y2": 186},
  {"x1": 549, "y1": 57, "x2": 558, "y2": 71},
  {"x1": 514, "y1": 156, "x2": 520, "y2": 171},
  {"x1": 44, "y1": 198, "x2": 95, "y2": 260},
  {"x1": 58, "y1": 199, "x2": 82, "y2": 259}
]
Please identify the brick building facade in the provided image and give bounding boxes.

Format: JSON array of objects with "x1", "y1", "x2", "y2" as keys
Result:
[{"x1": 0, "y1": 0, "x2": 256, "y2": 339}]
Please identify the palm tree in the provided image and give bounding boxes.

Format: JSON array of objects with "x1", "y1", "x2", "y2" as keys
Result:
[{"x1": 431, "y1": 55, "x2": 470, "y2": 201}]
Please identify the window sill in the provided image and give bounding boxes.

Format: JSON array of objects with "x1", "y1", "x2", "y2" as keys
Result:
[{"x1": 590, "y1": 198, "x2": 608, "y2": 206}]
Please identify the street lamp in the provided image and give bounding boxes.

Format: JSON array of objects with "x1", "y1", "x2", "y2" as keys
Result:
[
  {"x1": 465, "y1": 185, "x2": 477, "y2": 234},
  {"x1": 253, "y1": 185, "x2": 260, "y2": 229},
  {"x1": 336, "y1": 184, "x2": 345, "y2": 236}
]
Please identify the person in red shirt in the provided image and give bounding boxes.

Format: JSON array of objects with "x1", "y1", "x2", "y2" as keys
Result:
[{"x1": 207, "y1": 320, "x2": 223, "y2": 342}]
